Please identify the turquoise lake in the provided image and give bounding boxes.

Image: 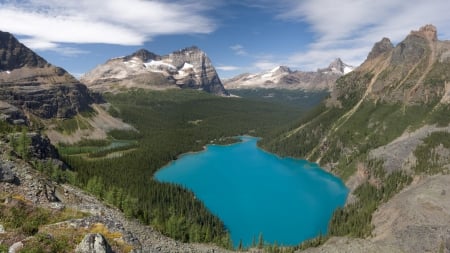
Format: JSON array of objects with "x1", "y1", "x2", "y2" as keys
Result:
[{"x1": 154, "y1": 136, "x2": 348, "y2": 247}]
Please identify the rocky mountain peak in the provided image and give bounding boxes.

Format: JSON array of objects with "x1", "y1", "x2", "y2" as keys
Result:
[
  {"x1": 271, "y1": 66, "x2": 292, "y2": 75},
  {"x1": 0, "y1": 31, "x2": 48, "y2": 70},
  {"x1": 126, "y1": 48, "x2": 160, "y2": 62},
  {"x1": 410, "y1": 24, "x2": 437, "y2": 42},
  {"x1": 328, "y1": 58, "x2": 345, "y2": 72},
  {"x1": 366, "y1": 37, "x2": 394, "y2": 61},
  {"x1": 318, "y1": 58, "x2": 354, "y2": 75},
  {"x1": 0, "y1": 31, "x2": 94, "y2": 121},
  {"x1": 82, "y1": 46, "x2": 228, "y2": 95}
]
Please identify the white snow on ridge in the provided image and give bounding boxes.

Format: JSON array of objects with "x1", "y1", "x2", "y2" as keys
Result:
[
  {"x1": 270, "y1": 66, "x2": 281, "y2": 73},
  {"x1": 181, "y1": 62, "x2": 194, "y2": 70},
  {"x1": 144, "y1": 60, "x2": 176, "y2": 70},
  {"x1": 344, "y1": 66, "x2": 354, "y2": 74}
]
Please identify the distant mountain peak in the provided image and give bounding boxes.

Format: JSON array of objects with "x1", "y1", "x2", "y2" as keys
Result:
[
  {"x1": 319, "y1": 58, "x2": 355, "y2": 75},
  {"x1": 82, "y1": 46, "x2": 228, "y2": 95},
  {"x1": 224, "y1": 60, "x2": 352, "y2": 91},
  {"x1": 270, "y1": 66, "x2": 292, "y2": 75}
]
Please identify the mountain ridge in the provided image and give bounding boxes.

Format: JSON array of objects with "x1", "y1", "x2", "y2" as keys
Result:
[
  {"x1": 224, "y1": 58, "x2": 354, "y2": 91},
  {"x1": 0, "y1": 31, "x2": 94, "y2": 122},
  {"x1": 262, "y1": 24, "x2": 450, "y2": 253}
]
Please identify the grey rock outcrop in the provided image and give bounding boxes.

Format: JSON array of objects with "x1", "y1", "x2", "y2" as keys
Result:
[
  {"x1": 75, "y1": 233, "x2": 113, "y2": 253},
  {"x1": 82, "y1": 47, "x2": 229, "y2": 95},
  {"x1": 30, "y1": 133, "x2": 59, "y2": 160},
  {"x1": 0, "y1": 31, "x2": 94, "y2": 120},
  {"x1": 0, "y1": 161, "x2": 16, "y2": 183},
  {"x1": 8, "y1": 241, "x2": 23, "y2": 253}
]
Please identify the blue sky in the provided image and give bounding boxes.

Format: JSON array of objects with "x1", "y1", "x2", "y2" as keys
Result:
[{"x1": 1, "y1": 0, "x2": 450, "y2": 78}]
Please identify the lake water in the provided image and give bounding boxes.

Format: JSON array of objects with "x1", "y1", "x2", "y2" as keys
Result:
[{"x1": 154, "y1": 136, "x2": 348, "y2": 247}]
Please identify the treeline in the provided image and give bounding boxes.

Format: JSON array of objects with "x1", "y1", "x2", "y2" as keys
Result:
[
  {"x1": 59, "y1": 89, "x2": 305, "y2": 247},
  {"x1": 328, "y1": 167, "x2": 412, "y2": 238}
]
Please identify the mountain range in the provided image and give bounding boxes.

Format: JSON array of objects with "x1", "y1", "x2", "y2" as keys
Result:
[
  {"x1": 224, "y1": 58, "x2": 354, "y2": 90},
  {"x1": 0, "y1": 24, "x2": 450, "y2": 253}
]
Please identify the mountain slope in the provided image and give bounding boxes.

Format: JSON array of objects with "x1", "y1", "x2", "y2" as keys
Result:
[
  {"x1": 0, "y1": 31, "x2": 94, "y2": 122},
  {"x1": 262, "y1": 24, "x2": 450, "y2": 252},
  {"x1": 224, "y1": 58, "x2": 354, "y2": 91},
  {"x1": 81, "y1": 47, "x2": 228, "y2": 95}
]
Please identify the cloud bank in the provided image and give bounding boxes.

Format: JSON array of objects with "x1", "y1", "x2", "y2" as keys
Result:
[
  {"x1": 277, "y1": 0, "x2": 450, "y2": 70},
  {"x1": 0, "y1": 0, "x2": 216, "y2": 53}
]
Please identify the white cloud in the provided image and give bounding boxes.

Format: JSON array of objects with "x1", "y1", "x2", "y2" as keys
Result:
[
  {"x1": 0, "y1": 0, "x2": 216, "y2": 54},
  {"x1": 253, "y1": 60, "x2": 280, "y2": 71},
  {"x1": 276, "y1": 0, "x2": 450, "y2": 70},
  {"x1": 216, "y1": 65, "x2": 240, "y2": 71},
  {"x1": 230, "y1": 44, "x2": 248, "y2": 56}
]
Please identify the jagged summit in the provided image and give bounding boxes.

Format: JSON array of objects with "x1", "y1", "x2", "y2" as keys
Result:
[
  {"x1": 410, "y1": 24, "x2": 437, "y2": 42},
  {"x1": 82, "y1": 46, "x2": 228, "y2": 95},
  {"x1": 325, "y1": 58, "x2": 354, "y2": 74},
  {"x1": 125, "y1": 48, "x2": 160, "y2": 62},
  {"x1": 367, "y1": 37, "x2": 394, "y2": 61},
  {"x1": 271, "y1": 66, "x2": 292, "y2": 75},
  {"x1": 0, "y1": 31, "x2": 48, "y2": 70}
]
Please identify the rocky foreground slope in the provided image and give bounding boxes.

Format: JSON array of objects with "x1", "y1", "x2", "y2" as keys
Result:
[
  {"x1": 81, "y1": 47, "x2": 228, "y2": 96},
  {"x1": 224, "y1": 58, "x2": 354, "y2": 91}
]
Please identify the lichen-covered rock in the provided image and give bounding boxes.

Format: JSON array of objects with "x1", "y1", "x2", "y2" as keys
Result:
[{"x1": 75, "y1": 233, "x2": 112, "y2": 253}]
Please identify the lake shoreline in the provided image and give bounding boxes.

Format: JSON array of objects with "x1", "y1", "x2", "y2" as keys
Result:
[{"x1": 155, "y1": 136, "x2": 349, "y2": 247}]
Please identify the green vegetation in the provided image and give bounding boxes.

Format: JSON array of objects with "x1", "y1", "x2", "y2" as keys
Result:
[
  {"x1": 53, "y1": 114, "x2": 91, "y2": 134},
  {"x1": 59, "y1": 89, "x2": 306, "y2": 247},
  {"x1": 328, "y1": 170, "x2": 412, "y2": 237},
  {"x1": 414, "y1": 131, "x2": 450, "y2": 174},
  {"x1": 0, "y1": 193, "x2": 87, "y2": 235}
]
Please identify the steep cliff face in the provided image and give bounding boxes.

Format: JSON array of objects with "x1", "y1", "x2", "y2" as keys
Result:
[
  {"x1": 81, "y1": 47, "x2": 228, "y2": 96},
  {"x1": 0, "y1": 31, "x2": 94, "y2": 122},
  {"x1": 224, "y1": 59, "x2": 354, "y2": 91}
]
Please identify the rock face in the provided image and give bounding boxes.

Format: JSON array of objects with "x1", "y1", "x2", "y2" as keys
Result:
[
  {"x1": 361, "y1": 24, "x2": 450, "y2": 103},
  {"x1": 366, "y1": 37, "x2": 394, "y2": 61},
  {"x1": 224, "y1": 59, "x2": 354, "y2": 91},
  {"x1": 75, "y1": 233, "x2": 113, "y2": 253},
  {"x1": 371, "y1": 175, "x2": 450, "y2": 253},
  {"x1": 81, "y1": 46, "x2": 229, "y2": 95},
  {"x1": 0, "y1": 31, "x2": 94, "y2": 121}
]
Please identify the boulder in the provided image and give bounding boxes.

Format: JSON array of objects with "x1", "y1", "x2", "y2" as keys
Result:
[
  {"x1": 75, "y1": 233, "x2": 113, "y2": 253},
  {"x1": 0, "y1": 161, "x2": 16, "y2": 183}
]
